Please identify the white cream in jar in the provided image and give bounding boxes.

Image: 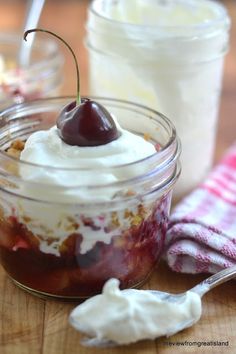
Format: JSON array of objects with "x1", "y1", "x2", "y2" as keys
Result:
[{"x1": 86, "y1": 0, "x2": 231, "y2": 200}]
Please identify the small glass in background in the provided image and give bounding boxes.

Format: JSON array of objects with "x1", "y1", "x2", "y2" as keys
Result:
[{"x1": 0, "y1": 32, "x2": 64, "y2": 110}]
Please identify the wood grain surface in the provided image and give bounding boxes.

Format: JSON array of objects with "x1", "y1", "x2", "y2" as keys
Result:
[{"x1": 0, "y1": 1, "x2": 235, "y2": 353}]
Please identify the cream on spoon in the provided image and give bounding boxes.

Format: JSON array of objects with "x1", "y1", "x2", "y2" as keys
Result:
[{"x1": 69, "y1": 265, "x2": 236, "y2": 347}]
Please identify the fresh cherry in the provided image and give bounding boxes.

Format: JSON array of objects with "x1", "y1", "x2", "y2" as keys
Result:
[
  {"x1": 24, "y1": 29, "x2": 120, "y2": 147},
  {"x1": 57, "y1": 98, "x2": 120, "y2": 146}
]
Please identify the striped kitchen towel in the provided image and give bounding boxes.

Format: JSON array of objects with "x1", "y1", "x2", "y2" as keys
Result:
[{"x1": 164, "y1": 144, "x2": 236, "y2": 274}]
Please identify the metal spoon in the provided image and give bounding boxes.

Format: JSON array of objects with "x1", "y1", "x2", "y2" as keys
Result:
[
  {"x1": 18, "y1": 0, "x2": 46, "y2": 67},
  {"x1": 74, "y1": 265, "x2": 236, "y2": 348}
]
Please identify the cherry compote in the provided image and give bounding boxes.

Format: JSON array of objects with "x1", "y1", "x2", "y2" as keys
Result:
[{"x1": 0, "y1": 196, "x2": 169, "y2": 298}]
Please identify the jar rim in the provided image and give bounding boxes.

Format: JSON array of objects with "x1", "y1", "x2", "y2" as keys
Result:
[
  {"x1": 0, "y1": 96, "x2": 181, "y2": 204},
  {"x1": 88, "y1": 0, "x2": 230, "y2": 36},
  {"x1": 0, "y1": 161, "x2": 181, "y2": 208},
  {"x1": 0, "y1": 95, "x2": 178, "y2": 172}
]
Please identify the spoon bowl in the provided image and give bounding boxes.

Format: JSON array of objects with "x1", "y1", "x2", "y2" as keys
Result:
[{"x1": 72, "y1": 265, "x2": 236, "y2": 347}]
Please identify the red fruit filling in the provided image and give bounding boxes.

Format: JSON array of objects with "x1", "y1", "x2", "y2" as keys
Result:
[{"x1": 0, "y1": 196, "x2": 170, "y2": 298}]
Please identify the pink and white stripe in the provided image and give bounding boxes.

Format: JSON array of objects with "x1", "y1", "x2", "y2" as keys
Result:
[{"x1": 164, "y1": 144, "x2": 236, "y2": 274}]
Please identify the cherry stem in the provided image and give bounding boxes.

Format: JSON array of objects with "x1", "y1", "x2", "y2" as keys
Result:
[{"x1": 24, "y1": 28, "x2": 81, "y2": 105}]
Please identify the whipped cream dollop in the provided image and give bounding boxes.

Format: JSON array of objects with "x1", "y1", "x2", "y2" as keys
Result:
[
  {"x1": 69, "y1": 278, "x2": 202, "y2": 345},
  {"x1": 20, "y1": 120, "x2": 156, "y2": 202}
]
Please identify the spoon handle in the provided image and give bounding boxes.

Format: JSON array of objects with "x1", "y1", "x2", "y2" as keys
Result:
[
  {"x1": 19, "y1": 0, "x2": 46, "y2": 67},
  {"x1": 191, "y1": 265, "x2": 236, "y2": 297}
]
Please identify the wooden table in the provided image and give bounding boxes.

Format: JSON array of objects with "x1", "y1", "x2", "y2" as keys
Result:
[{"x1": 0, "y1": 1, "x2": 235, "y2": 353}]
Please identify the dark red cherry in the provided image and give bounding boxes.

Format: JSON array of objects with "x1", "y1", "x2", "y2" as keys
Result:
[
  {"x1": 56, "y1": 98, "x2": 120, "y2": 146},
  {"x1": 24, "y1": 30, "x2": 120, "y2": 146}
]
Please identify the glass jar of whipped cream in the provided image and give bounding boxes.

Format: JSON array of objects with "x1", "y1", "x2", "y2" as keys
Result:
[
  {"x1": 0, "y1": 96, "x2": 180, "y2": 300},
  {"x1": 0, "y1": 33, "x2": 64, "y2": 110},
  {"x1": 86, "y1": 0, "x2": 231, "y2": 201}
]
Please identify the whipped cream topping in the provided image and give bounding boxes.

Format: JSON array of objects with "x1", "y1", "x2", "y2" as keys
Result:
[
  {"x1": 20, "y1": 121, "x2": 156, "y2": 202},
  {"x1": 69, "y1": 278, "x2": 202, "y2": 345}
]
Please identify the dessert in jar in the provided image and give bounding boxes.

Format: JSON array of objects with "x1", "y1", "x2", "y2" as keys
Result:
[
  {"x1": 0, "y1": 32, "x2": 64, "y2": 110},
  {"x1": 0, "y1": 30, "x2": 180, "y2": 300},
  {"x1": 86, "y1": 0, "x2": 231, "y2": 201}
]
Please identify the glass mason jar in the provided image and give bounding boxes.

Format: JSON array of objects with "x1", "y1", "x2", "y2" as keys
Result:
[
  {"x1": 86, "y1": 0, "x2": 231, "y2": 202},
  {"x1": 0, "y1": 96, "x2": 180, "y2": 300},
  {"x1": 0, "y1": 32, "x2": 64, "y2": 110}
]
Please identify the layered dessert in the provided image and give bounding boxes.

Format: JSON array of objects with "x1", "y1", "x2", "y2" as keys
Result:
[
  {"x1": 0, "y1": 30, "x2": 179, "y2": 299},
  {"x1": 0, "y1": 101, "x2": 171, "y2": 298}
]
